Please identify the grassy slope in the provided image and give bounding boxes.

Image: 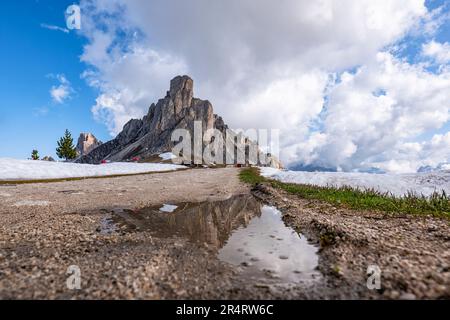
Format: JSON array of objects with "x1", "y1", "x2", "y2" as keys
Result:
[{"x1": 240, "y1": 167, "x2": 450, "y2": 218}]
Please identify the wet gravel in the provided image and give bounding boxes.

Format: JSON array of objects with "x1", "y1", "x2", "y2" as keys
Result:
[{"x1": 1, "y1": 168, "x2": 449, "y2": 299}]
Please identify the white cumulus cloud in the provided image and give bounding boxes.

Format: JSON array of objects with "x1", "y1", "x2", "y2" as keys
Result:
[
  {"x1": 49, "y1": 74, "x2": 73, "y2": 104},
  {"x1": 296, "y1": 52, "x2": 450, "y2": 173},
  {"x1": 76, "y1": 0, "x2": 450, "y2": 172},
  {"x1": 422, "y1": 40, "x2": 450, "y2": 64}
]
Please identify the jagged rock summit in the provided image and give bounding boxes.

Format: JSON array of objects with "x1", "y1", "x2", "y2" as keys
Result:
[
  {"x1": 77, "y1": 76, "x2": 282, "y2": 168},
  {"x1": 76, "y1": 133, "x2": 103, "y2": 157}
]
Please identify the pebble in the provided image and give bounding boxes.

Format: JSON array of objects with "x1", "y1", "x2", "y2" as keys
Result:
[
  {"x1": 399, "y1": 293, "x2": 416, "y2": 300},
  {"x1": 241, "y1": 262, "x2": 252, "y2": 267}
]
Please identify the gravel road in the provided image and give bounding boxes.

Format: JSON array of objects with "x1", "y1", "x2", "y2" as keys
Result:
[{"x1": 0, "y1": 168, "x2": 448, "y2": 299}]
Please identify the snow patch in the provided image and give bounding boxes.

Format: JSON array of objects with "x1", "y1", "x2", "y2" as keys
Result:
[
  {"x1": 0, "y1": 158, "x2": 185, "y2": 181},
  {"x1": 0, "y1": 193, "x2": 12, "y2": 197},
  {"x1": 260, "y1": 168, "x2": 450, "y2": 197},
  {"x1": 159, "y1": 152, "x2": 177, "y2": 161}
]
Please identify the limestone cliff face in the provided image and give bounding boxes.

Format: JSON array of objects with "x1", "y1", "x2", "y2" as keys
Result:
[
  {"x1": 77, "y1": 76, "x2": 282, "y2": 168},
  {"x1": 76, "y1": 133, "x2": 103, "y2": 157}
]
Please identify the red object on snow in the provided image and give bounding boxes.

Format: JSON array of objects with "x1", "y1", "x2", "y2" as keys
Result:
[
  {"x1": 101, "y1": 160, "x2": 107, "y2": 164},
  {"x1": 132, "y1": 157, "x2": 140, "y2": 162}
]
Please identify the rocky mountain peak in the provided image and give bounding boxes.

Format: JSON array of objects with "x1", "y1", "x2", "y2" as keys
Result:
[
  {"x1": 76, "y1": 133, "x2": 102, "y2": 157},
  {"x1": 169, "y1": 75, "x2": 194, "y2": 98},
  {"x1": 76, "y1": 76, "x2": 282, "y2": 168},
  {"x1": 163, "y1": 75, "x2": 195, "y2": 118}
]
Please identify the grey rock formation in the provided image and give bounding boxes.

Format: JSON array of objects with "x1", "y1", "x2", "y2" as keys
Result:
[
  {"x1": 76, "y1": 133, "x2": 103, "y2": 157},
  {"x1": 77, "y1": 76, "x2": 282, "y2": 168},
  {"x1": 41, "y1": 156, "x2": 55, "y2": 162}
]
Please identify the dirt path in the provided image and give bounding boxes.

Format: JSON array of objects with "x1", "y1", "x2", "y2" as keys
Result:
[{"x1": 0, "y1": 168, "x2": 448, "y2": 299}]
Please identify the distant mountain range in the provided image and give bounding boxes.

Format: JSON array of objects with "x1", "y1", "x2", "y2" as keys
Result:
[{"x1": 289, "y1": 163, "x2": 449, "y2": 174}]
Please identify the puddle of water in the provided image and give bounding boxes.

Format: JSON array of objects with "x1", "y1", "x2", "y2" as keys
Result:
[
  {"x1": 110, "y1": 194, "x2": 259, "y2": 247},
  {"x1": 99, "y1": 216, "x2": 117, "y2": 235},
  {"x1": 107, "y1": 195, "x2": 320, "y2": 284},
  {"x1": 159, "y1": 204, "x2": 178, "y2": 213},
  {"x1": 218, "y1": 205, "x2": 320, "y2": 284}
]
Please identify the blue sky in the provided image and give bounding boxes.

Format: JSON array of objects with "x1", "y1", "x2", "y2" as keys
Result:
[
  {"x1": 0, "y1": 1, "x2": 109, "y2": 159},
  {"x1": 0, "y1": 0, "x2": 449, "y2": 172}
]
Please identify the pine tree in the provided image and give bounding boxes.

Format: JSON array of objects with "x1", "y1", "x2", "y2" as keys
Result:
[
  {"x1": 31, "y1": 149, "x2": 39, "y2": 160},
  {"x1": 56, "y1": 129, "x2": 77, "y2": 161}
]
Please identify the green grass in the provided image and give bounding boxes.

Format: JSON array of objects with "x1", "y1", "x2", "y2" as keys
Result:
[
  {"x1": 240, "y1": 167, "x2": 450, "y2": 218},
  {"x1": 239, "y1": 167, "x2": 266, "y2": 185}
]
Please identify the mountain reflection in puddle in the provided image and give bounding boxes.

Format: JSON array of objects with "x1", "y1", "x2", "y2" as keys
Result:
[
  {"x1": 218, "y1": 205, "x2": 320, "y2": 284},
  {"x1": 110, "y1": 194, "x2": 320, "y2": 284}
]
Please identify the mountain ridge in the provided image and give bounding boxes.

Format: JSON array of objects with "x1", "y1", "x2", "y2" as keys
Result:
[{"x1": 76, "y1": 75, "x2": 282, "y2": 168}]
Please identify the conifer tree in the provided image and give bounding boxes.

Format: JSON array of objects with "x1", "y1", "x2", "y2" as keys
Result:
[
  {"x1": 31, "y1": 150, "x2": 39, "y2": 160},
  {"x1": 56, "y1": 129, "x2": 77, "y2": 161}
]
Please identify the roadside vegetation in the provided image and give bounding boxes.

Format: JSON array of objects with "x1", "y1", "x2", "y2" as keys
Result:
[{"x1": 240, "y1": 167, "x2": 450, "y2": 218}]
